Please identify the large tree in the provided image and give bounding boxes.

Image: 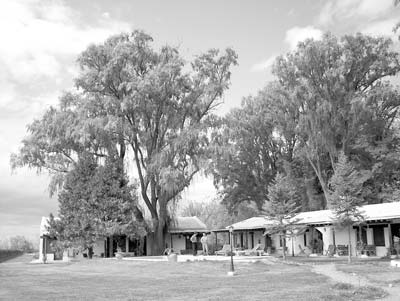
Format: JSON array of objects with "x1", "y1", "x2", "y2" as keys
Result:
[
  {"x1": 210, "y1": 82, "x2": 300, "y2": 211},
  {"x1": 273, "y1": 33, "x2": 400, "y2": 207},
  {"x1": 12, "y1": 31, "x2": 237, "y2": 255}
]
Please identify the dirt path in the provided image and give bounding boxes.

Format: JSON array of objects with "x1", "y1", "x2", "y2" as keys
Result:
[{"x1": 312, "y1": 263, "x2": 400, "y2": 301}]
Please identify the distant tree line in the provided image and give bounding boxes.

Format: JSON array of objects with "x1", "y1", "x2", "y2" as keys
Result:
[{"x1": 0, "y1": 236, "x2": 36, "y2": 252}]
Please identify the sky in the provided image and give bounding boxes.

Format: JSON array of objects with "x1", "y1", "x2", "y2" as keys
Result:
[{"x1": 0, "y1": 0, "x2": 399, "y2": 241}]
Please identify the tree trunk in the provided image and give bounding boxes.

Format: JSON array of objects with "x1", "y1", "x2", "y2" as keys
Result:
[
  {"x1": 149, "y1": 200, "x2": 168, "y2": 255},
  {"x1": 88, "y1": 246, "x2": 93, "y2": 259},
  {"x1": 282, "y1": 235, "x2": 287, "y2": 260},
  {"x1": 348, "y1": 225, "x2": 352, "y2": 263},
  {"x1": 306, "y1": 155, "x2": 329, "y2": 209},
  {"x1": 149, "y1": 219, "x2": 166, "y2": 255}
]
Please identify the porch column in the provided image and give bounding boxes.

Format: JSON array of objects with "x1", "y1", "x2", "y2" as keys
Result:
[
  {"x1": 310, "y1": 226, "x2": 314, "y2": 252},
  {"x1": 126, "y1": 236, "x2": 129, "y2": 252},
  {"x1": 388, "y1": 223, "x2": 392, "y2": 253},
  {"x1": 215, "y1": 232, "x2": 218, "y2": 247}
]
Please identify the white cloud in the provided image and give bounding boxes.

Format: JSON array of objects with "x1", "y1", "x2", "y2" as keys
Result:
[
  {"x1": 362, "y1": 18, "x2": 399, "y2": 38},
  {"x1": 251, "y1": 55, "x2": 277, "y2": 72},
  {"x1": 318, "y1": 0, "x2": 394, "y2": 26},
  {"x1": 285, "y1": 26, "x2": 323, "y2": 50},
  {"x1": 0, "y1": 0, "x2": 132, "y2": 116}
]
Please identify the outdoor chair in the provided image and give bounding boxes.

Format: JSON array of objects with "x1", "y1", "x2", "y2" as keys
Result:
[
  {"x1": 336, "y1": 245, "x2": 348, "y2": 256},
  {"x1": 243, "y1": 244, "x2": 265, "y2": 256},
  {"x1": 361, "y1": 245, "x2": 376, "y2": 256},
  {"x1": 215, "y1": 244, "x2": 232, "y2": 256},
  {"x1": 298, "y1": 244, "x2": 307, "y2": 256},
  {"x1": 326, "y1": 245, "x2": 335, "y2": 257}
]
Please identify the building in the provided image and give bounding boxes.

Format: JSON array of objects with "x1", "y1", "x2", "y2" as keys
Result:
[
  {"x1": 38, "y1": 216, "x2": 208, "y2": 260},
  {"x1": 223, "y1": 216, "x2": 283, "y2": 255},
  {"x1": 165, "y1": 216, "x2": 209, "y2": 254},
  {"x1": 227, "y1": 202, "x2": 400, "y2": 257}
]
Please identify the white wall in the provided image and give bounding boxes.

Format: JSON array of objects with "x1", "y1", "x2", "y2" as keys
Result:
[
  {"x1": 286, "y1": 226, "x2": 358, "y2": 256},
  {"x1": 168, "y1": 234, "x2": 186, "y2": 253},
  {"x1": 286, "y1": 225, "x2": 393, "y2": 257},
  {"x1": 93, "y1": 239, "x2": 105, "y2": 257}
]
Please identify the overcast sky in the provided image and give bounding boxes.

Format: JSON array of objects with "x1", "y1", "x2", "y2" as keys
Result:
[{"x1": 0, "y1": 0, "x2": 399, "y2": 241}]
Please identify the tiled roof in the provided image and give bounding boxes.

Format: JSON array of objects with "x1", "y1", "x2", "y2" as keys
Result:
[
  {"x1": 227, "y1": 202, "x2": 400, "y2": 230},
  {"x1": 295, "y1": 202, "x2": 400, "y2": 225},
  {"x1": 227, "y1": 216, "x2": 276, "y2": 231},
  {"x1": 169, "y1": 216, "x2": 208, "y2": 233}
]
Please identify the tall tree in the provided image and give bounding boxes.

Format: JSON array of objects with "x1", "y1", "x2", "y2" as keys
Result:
[
  {"x1": 12, "y1": 31, "x2": 237, "y2": 255},
  {"x1": 273, "y1": 33, "x2": 400, "y2": 206},
  {"x1": 263, "y1": 173, "x2": 302, "y2": 260},
  {"x1": 329, "y1": 152, "x2": 367, "y2": 263},
  {"x1": 210, "y1": 82, "x2": 301, "y2": 211}
]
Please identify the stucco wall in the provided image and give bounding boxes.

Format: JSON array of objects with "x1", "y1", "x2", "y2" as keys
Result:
[
  {"x1": 168, "y1": 234, "x2": 187, "y2": 253},
  {"x1": 286, "y1": 225, "x2": 392, "y2": 257},
  {"x1": 93, "y1": 239, "x2": 105, "y2": 257}
]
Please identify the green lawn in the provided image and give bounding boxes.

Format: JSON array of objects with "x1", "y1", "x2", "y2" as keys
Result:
[
  {"x1": 336, "y1": 260, "x2": 400, "y2": 285},
  {"x1": 0, "y1": 256, "x2": 386, "y2": 300}
]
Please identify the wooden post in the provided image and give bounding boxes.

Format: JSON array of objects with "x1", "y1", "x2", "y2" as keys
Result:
[
  {"x1": 310, "y1": 226, "x2": 314, "y2": 253},
  {"x1": 388, "y1": 223, "x2": 392, "y2": 255},
  {"x1": 348, "y1": 225, "x2": 352, "y2": 263},
  {"x1": 332, "y1": 227, "x2": 336, "y2": 247},
  {"x1": 109, "y1": 236, "x2": 113, "y2": 257},
  {"x1": 126, "y1": 236, "x2": 129, "y2": 252},
  {"x1": 43, "y1": 236, "x2": 47, "y2": 263},
  {"x1": 104, "y1": 238, "x2": 107, "y2": 257}
]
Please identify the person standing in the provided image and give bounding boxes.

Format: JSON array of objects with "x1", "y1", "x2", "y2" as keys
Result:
[
  {"x1": 201, "y1": 233, "x2": 209, "y2": 255},
  {"x1": 190, "y1": 233, "x2": 198, "y2": 256}
]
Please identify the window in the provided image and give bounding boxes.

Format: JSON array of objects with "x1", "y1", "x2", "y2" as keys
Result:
[{"x1": 373, "y1": 226, "x2": 385, "y2": 246}]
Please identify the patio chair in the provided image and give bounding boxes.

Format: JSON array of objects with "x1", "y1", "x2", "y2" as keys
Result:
[
  {"x1": 361, "y1": 245, "x2": 376, "y2": 256},
  {"x1": 244, "y1": 243, "x2": 265, "y2": 256},
  {"x1": 326, "y1": 245, "x2": 335, "y2": 257},
  {"x1": 336, "y1": 245, "x2": 348, "y2": 256},
  {"x1": 215, "y1": 244, "x2": 232, "y2": 256},
  {"x1": 298, "y1": 245, "x2": 307, "y2": 256}
]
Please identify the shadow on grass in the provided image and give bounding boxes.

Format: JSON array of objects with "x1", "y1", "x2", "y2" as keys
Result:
[{"x1": 322, "y1": 283, "x2": 387, "y2": 300}]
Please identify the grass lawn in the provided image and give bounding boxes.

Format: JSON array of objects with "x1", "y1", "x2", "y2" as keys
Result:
[
  {"x1": 0, "y1": 255, "x2": 387, "y2": 300},
  {"x1": 335, "y1": 260, "x2": 400, "y2": 285}
]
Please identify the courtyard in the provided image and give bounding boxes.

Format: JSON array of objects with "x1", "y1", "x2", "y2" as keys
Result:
[{"x1": 1, "y1": 254, "x2": 398, "y2": 300}]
